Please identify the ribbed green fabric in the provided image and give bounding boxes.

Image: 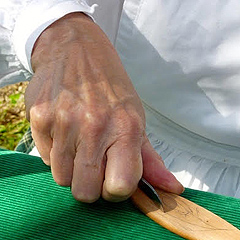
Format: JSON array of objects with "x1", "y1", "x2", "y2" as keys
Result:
[{"x1": 0, "y1": 149, "x2": 240, "y2": 240}]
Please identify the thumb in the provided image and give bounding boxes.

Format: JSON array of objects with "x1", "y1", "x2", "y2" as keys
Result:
[{"x1": 141, "y1": 136, "x2": 184, "y2": 195}]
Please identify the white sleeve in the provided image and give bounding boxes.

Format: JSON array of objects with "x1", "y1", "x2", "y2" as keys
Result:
[
  {"x1": 87, "y1": 0, "x2": 125, "y2": 45},
  {"x1": 0, "y1": 0, "x2": 124, "y2": 88}
]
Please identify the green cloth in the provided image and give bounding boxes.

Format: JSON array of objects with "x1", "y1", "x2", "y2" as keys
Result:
[{"x1": 0, "y1": 149, "x2": 240, "y2": 240}]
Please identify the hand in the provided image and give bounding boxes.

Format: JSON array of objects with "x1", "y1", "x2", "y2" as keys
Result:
[{"x1": 25, "y1": 13, "x2": 184, "y2": 203}]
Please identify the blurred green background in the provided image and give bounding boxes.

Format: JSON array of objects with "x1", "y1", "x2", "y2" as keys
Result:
[{"x1": 0, "y1": 82, "x2": 30, "y2": 150}]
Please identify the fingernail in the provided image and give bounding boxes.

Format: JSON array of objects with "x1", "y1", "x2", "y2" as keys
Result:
[{"x1": 180, "y1": 186, "x2": 185, "y2": 194}]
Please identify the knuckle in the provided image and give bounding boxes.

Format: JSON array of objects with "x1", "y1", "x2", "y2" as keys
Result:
[
  {"x1": 105, "y1": 180, "x2": 135, "y2": 199},
  {"x1": 123, "y1": 115, "x2": 143, "y2": 136},
  {"x1": 54, "y1": 175, "x2": 72, "y2": 187},
  {"x1": 82, "y1": 109, "x2": 107, "y2": 133},
  {"x1": 72, "y1": 190, "x2": 100, "y2": 203},
  {"x1": 42, "y1": 158, "x2": 51, "y2": 166},
  {"x1": 55, "y1": 108, "x2": 72, "y2": 126},
  {"x1": 30, "y1": 105, "x2": 52, "y2": 129}
]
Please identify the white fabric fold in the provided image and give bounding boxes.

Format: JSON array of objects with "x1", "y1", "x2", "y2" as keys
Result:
[
  {"x1": 87, "y1": 0, "x2": 124, "y2": 45},
  {"x1": 144, "y1": 102, "x2": 240, "y2": 198},
  {"x1": 116, "y1": 0, "x2": 240, "y2": 148}
]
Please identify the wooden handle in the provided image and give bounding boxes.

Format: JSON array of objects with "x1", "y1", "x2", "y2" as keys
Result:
[{"x1": 131, "y1": 188, "x2": 240, "y2": 240}]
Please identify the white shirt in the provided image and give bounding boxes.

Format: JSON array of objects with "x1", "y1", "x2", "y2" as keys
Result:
[{"x1": 1, "y1": 0, "x2": 240, "y2": 197}]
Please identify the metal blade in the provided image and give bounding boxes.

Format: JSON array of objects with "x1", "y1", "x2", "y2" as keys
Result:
[{"x1": 138, "y1": 178, "x2": 164, "y2": 211}]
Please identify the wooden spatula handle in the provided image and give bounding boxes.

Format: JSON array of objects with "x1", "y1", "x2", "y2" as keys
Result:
[{"x1": 131, "y1": 188, "x2": 240, "y2": 240}]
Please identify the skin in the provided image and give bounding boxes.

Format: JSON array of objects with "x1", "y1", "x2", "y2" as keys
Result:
[{"x1": 25, "y1": 12, "x2": 184, "y2": 203}]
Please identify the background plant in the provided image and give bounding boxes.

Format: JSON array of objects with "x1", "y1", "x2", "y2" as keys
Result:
[{"x1": 0, "y1": 82, "x2": 29, "y2": 150}]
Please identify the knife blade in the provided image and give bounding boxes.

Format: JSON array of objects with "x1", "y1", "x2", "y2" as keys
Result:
[{"x1": 138, "y1": 178, "x2": 164, "y2": 211}]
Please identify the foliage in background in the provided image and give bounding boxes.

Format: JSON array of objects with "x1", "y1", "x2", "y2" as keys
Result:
[{"x1": 0, "y1": 82, "x2": 30, "y2": 150}]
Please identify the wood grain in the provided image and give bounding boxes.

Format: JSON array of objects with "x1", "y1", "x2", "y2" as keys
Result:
[{"x1": 131, "y1": 188, "x2": 240, "y2": 240}]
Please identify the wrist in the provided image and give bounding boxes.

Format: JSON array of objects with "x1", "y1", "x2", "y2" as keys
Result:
[{"x1": 31, "y1": 12, "x2": 100, "y2": 71}]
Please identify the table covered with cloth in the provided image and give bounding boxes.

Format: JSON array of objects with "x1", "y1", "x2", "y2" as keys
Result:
[{"x1": 0, "y1": 149, "x2": 240, "y2": 240}]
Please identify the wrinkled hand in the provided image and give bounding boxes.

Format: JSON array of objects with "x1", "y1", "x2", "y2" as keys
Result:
[{"x1": 25, "y1": 13, "x2": 183, "y2": 203}]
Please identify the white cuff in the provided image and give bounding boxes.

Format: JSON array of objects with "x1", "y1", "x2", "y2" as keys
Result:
[{"x1": 12, "y1": 0, "x2": 97, "y2": 73}]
